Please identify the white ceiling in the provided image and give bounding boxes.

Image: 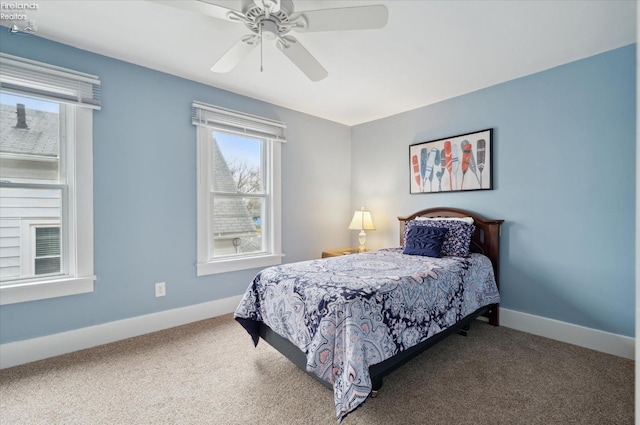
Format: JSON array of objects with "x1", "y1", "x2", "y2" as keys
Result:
[{"x1": 8, "y1": 0, "x2": 637, "y2": 126}]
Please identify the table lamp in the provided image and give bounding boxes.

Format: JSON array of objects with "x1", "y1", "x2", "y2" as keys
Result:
[{"x1": 348, "y1": 207, "x2": 376, "y2": 252}]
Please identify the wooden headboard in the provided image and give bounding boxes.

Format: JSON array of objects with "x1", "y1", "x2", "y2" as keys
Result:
[{"x1": 398, "y1": 207, "x2": 504, "y2": 325}]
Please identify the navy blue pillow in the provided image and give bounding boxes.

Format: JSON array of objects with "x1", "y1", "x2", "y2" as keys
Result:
[{"x1": 403, "y1": 226, "x2": 449, "y2": 257}]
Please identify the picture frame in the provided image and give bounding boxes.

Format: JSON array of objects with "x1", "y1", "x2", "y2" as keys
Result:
[{"x1": 409, "y1": 128, "x2": 493, "y2": 194}]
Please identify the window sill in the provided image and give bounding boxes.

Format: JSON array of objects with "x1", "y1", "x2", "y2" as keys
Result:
[
  {"x1": 197, "y1": 253, "x2": 284, "y2": 276},
  {"x1": 0, "y1": 276, "x2": 96, "y2": 305}
]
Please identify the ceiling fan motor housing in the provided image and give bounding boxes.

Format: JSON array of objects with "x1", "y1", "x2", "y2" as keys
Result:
[
  {"x1": 259, "y1": 18, "x2": 279, "y2": 40},
  {"x1": 245, "y1": 5, "x2": 292, "y2": 37}
]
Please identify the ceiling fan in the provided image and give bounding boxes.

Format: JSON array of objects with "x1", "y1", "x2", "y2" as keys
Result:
[{"x1": 151, "y1": 0, "x2": 388, "y2": 81}]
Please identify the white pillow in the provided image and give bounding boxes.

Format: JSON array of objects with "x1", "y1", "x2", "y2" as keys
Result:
[{"x1": 414, "y1": 216, "x2": 474, "y2": 224}]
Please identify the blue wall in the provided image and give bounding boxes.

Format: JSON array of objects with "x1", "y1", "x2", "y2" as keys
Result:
[
  {"x1": 0, "y1": 32, "x2": 353, "y2": 343},
  {"x1": 351, "y1": 45, "x2": 636, "y2": 337},
  {"x1": 0, "y1": 32, "x2": 635, "y2": 344}
]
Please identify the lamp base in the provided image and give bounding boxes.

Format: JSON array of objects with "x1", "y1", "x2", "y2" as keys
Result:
[{"x1": 358, "y1": 231, "x2": 367, "y2": 252}]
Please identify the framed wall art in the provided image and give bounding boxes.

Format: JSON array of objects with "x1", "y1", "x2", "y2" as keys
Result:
[{"x1": 409, "y1": 128, "x2": 492, "y2": 194}]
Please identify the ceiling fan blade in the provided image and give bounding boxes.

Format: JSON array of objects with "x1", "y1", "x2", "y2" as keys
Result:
[
  {"x1": 211, "y1": 35, "x2": 259, "y2": 73},
  {"x1": 148, "y1": 0, "x2": 241, "y2": 21},
  {"x1": 254, "y1": 0, "x2": 280, "y2": 14},
  {"x1": 291, "y1": 5, "x2": 388, "y2": 33},
  {"x1": 276, "y1": 37, "x2": 328, "y2": 82}
]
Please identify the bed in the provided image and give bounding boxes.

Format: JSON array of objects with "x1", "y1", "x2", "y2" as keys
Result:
[{"x1": 234, "y1": 207, "x2": 503, "y2": 422}]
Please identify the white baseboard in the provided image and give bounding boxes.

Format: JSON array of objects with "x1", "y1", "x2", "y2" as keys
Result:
[
  {"x1": 1, "y1": 301, "x2": 633, "y2": 369},
  {"x1": 0, "y1": 295, "x2": 243, "y2": 369},
  {"x1": 500, "y1": 308, "x2": 635, "y2": 360}
]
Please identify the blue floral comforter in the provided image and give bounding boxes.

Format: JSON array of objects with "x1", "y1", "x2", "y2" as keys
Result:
[{"x1": 234, "y1": 248, "x2": 500, "y2": 422}]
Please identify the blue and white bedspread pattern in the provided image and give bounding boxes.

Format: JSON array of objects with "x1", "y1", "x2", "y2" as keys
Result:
[{"x1": 234, "y1": 248, "x2": 500, "y2": 422}]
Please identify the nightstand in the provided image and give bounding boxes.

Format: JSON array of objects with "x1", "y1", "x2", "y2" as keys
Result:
[{"x1": 321, "y1": 247, "x2": 370, "y2": 258}]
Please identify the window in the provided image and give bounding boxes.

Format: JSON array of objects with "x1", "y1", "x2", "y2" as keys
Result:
[
  {"x1": 19, "y1": 219, "x2": 62, "y2": 277},
  {"x1": 34, "y1": 225, "x2": 62, "y2": 275},
  {"x1": 193, "y1": 101, "x2": 284, "y2": 275},
  {"x1": 0, "y1": 53, "x2": 99, "y2": 305}
]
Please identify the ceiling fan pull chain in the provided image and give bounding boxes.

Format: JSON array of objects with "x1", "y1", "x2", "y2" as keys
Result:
[{"x1": 259, "y1": 21, "x2": 264, "y2": 72}]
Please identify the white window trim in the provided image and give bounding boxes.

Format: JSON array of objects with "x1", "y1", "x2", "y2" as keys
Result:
[
  {"x1": 195, "y1": 120, "x2": 283, "y2": 276},
  {"x1": 0, "y1": 107, "x2": 95, "y2": 305}
]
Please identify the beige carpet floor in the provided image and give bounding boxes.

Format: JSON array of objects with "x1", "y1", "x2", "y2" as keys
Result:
[{"x1": 0, "y1": 314, "x2": 634, "y2": 424}]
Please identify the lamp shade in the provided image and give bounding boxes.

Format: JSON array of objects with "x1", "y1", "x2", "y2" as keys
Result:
[{"x1": 348, "y1": 208, "x2": 376, "y2": 231}]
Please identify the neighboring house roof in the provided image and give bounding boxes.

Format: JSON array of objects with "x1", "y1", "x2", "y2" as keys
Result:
[
  {"x1": 0, "y1": 104, "x2": 58, "y2": 157},
  {"x1": 211, "y1": 137, "x2": 257, "y2": 236}
]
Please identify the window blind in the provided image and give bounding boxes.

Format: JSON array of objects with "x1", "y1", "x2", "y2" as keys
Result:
[
  {"x1": 35, "y1": 227, "x2": 61, "y2": 257},
  {"x1": 192, "y1": 101, "x2": 286, "y2": 142},
  {"x1": 0, "y1": 53, "x2": 101, "y2": 109}
]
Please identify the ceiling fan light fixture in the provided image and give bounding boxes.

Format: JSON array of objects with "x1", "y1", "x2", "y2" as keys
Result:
[{"x1": 259, "y1": 19, "x2": 279, "y2": 40}]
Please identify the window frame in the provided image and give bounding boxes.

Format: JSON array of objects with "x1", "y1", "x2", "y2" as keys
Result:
[
  {"x1": 0, "y1": 99, "x2": 95, "y2": 305},
  {"x1": 195, "y1": 113, "x2": 283, "y2": 276}
]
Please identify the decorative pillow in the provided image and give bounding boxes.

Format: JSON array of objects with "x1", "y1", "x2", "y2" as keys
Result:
[
  {"x1": 404, "y1": 218, "x2": 475, "y2": 257},
  {"x1": 403, "y1": 226, "x2": 448, "y2": 257}
]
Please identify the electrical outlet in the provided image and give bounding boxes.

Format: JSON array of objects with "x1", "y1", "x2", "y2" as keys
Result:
[{"x1": 155, "y1": 282, "x2": 166, "y2": 297}]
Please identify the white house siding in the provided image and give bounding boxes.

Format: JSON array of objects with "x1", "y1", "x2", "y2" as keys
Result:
[
  {"x1": 0, "y1": 156, "x2": 58, "y2": 181},
  {"x1": 0, "y1": 218, "x2": 20, "y2": 279},
  {"x1": 0, "y1": 187, "x2": 61, "y2": 280}
]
